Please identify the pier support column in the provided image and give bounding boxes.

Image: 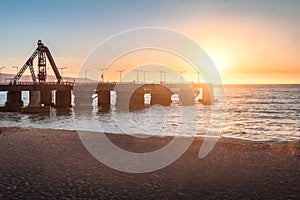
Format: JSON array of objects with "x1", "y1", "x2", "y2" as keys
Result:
[
  {"x1": 20, "y1": 91, "x2": 51, "y2": 113},
  {"x1": 150, "y1": 93, "x2": 172, "y2": 106},
  {"x1": 28, "y1": 91, "x2": 41, "y2": 107},
  {"x1": 73, "y1": 90, "x2": 94, "y2": 109},
  {"x1": 41, "y1": 90, "x2": 53, "y2": 106},
  {"x1": 179, "y1": 89, "x2": 195, "y2": 106},
  {"x1": 97, "y1": 90, "x2": 111, "y2": 112},
  {"x1": 3, "y1": 91, "x2": 23, "y2": 112},
  {"x1": 116, "y1": 91, "x2": 145, "y2": 111},
  {"x1": 202, "y1": 84, "x2": 214, "y2": 105},
  {"x1": 116, "y1": 91, "x2": 131, "y2": 111},
  {"x1": 55, "y1": 90, "x2": 72, "y2": 108},
  {"x1": 129, "y1": 92, "x2": 145, "y2": 110},
  {"x1": 97, "y1": 90, "x2": 111, "y2": 106}
]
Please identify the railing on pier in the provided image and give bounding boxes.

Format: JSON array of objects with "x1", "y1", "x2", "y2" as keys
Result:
[{"x1": 0, "y1": 81, "x2": 74, "y2": 86}]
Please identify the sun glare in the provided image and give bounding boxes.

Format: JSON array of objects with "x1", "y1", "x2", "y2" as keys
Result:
[{"x1": 209, "y1": 53, "x2": 229, "y2": 72}]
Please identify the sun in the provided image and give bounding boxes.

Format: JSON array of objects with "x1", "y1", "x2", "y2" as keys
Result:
[{"x1": 209, "y1": 53, "x2": 229, "y2": 72}]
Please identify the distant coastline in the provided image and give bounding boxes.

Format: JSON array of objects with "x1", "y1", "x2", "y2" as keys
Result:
[{"x1": 224, "y1": 83, "x2": 300, "y2": 87}]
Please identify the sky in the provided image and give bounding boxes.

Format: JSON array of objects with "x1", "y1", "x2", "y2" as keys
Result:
[{"x1": 0, "y1": 0, "x2": 299, "y2": 84}]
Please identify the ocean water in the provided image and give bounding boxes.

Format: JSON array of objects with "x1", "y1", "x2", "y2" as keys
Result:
[
  {"x1": 223, "y1": 85, "x2": 300, "y2": 141},
  {"x1": 0, "y1": 85, "x2": 299, "y2": 142}
]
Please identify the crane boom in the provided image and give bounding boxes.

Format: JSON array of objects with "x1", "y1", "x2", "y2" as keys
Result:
[
  {"x1": 11, "y1": 40, "x2": 63, "y2": 84},
  {"x1": 44, "y1": 47, "x2": 62, "y2": 82},
  {"x1": 12, "y1": 49, "x2": 39, "y2": 84}
]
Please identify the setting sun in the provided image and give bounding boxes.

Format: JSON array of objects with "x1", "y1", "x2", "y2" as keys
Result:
[{"x1": 208, "y1": 53, "x2": 230, "y2": 72}]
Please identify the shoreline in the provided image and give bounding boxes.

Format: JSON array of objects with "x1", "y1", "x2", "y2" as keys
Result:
[
  {"x1": 1, "y1": 125, "x2": 299, "y2": 144},
  {"x1": 0, "y1": 126, "x2": 299, "y2": 199}
]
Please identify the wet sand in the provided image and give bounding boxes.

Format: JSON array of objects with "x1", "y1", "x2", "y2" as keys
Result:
[{"x1": 0, "y1": 127, "x2": 299, "y2": 199}]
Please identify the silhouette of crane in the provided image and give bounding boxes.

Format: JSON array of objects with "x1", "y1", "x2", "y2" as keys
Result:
[{"x1": 11, "y1": 40, "x2": 62, "y2": 84}]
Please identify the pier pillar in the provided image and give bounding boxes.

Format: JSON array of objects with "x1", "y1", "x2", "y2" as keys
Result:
[
  {"x1": 178, "y1": 89, "x2": 195, "y2": 106},
  {"x1": 55, "y1": 90, "x2": 72, "y2": 108},
  {"x1": 20, "y1": 90, "x2": 51, "y2": 113},
  {"x1": 41, "y1": 90, "x2": 53, "y2": 106},
  {"x1": 129, "y1": 92, "x2": 145, "y2": 110},
  {"x1": 97, "y1": 90, "x2": 111, "y2": 112},
  {"x1": 28, "y1": 91, "x2": 41, "y2": 107},
  {"x1": 116, "y1": 91, "x2": 131, "y2": 111},
  {"x1": 202, "y1": 84, "x2": 214, "y2": 105},
  {"x1": 2, "y1": 91, "x2": 23, "y2": 112},
  {"x1": 73, "y1": 90, "x2": 94, "y2": 108},
  {"x1": 150, "y1": 93, "x2": 172, "y2": 106},
  {"x1": 97, "y1": 90, "x2": 111, "y2": 106}
]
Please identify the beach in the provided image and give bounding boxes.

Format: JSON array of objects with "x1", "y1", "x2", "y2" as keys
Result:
[{"x1": 0, "y1": 127, "x2": 299, "y2": 199}]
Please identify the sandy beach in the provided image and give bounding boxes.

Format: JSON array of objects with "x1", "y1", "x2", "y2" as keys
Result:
[{"x1": 0, "y1": 127, "x2": 299, "y2": 199}]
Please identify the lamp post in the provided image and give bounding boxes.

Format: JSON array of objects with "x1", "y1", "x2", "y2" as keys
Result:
[
  {"x1": 98, "y1": 68, "x2": 106, "y2": 82},
  {"x1": 196, "y1": 71, "x2": 200, "y2": 83},
  {"x1": 12, "y1": 66, "x2": 18, "y2": 74},
  {"x1": 178, "y1": 71, "x2": 186, "y2": 83},
  {"x1": 158, "y1": 70, "x2": 164, "y2": 83},
  {"x1": 59, "y1": 67, "x2": 67, "y2": 77},
  {"x1": 116, "y1": 69, "x2": 125, "y2": 82},
  {"x1": 134, "y1": 69, "x2": 141, "y2": 83},
  {"x1": 0, "y1": 66, "x2": 5, "y2": 83},
  {"x1": 85, "y1": 69, "x2": 90, "y2": 82},
  {"x1": 141, "y1": 70, "x2": 148, "y2": 83},
  {"x1": 163, "y1": 70, "x2": 168, "y2": 83}
]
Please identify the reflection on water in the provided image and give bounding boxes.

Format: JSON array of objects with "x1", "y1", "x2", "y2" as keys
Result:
[{"x1": 0, "y1": 85, "x2": 299, "y2": 142}]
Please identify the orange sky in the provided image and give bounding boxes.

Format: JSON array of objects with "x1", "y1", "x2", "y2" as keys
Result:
[{"x1": 177, "y1": 16, "x2": 300, "y2": 84}]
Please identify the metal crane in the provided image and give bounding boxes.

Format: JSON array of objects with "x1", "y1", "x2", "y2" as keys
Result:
[{"x1": 12, "y1": 40, "x2": 62, "y2": 84}]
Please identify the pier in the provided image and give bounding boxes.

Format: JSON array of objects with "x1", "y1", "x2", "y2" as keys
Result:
[
  {"x1": 0, "y1": 82, "x2": 213, "y2": 112},
  {"x1": 0, "y1": 40, "x2": 214, "y2": 113}
]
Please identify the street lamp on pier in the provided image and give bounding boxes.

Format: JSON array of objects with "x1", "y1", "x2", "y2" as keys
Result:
[
  {"x1": 134, "y1": 69, "x2": 141, "y2": 83},
  {"x1": 158, "y1": 70, "x2": 164, "y2": 83},
  {"x1": 116, "y1": 69, "x2": 125, "y2": 82},
  {"x1": 195, "y1": 71, "x2": 200, "y2": 83},
  {"x1": 12, "y1": 66, "x2": 19, "y2": 74},
  {"x1": 163, "y1": 70, "x2": 168, "y2": 83},
  {"x1": 59, "y1": 67, "x2": 67, "y2": 78},
  {"x1": 178, "y1": 71, "x2": 186, "y2": 83},
  {"x1": 141, "y1": 70, "x2": 148, "y2": 83},
  {"x1": 98, "y1": 68, "x2": 106, "y2": 82}
]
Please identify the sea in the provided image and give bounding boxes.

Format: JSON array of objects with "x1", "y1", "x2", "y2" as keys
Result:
[{"x1": 0, "y1": 84, "x2": 299, "y2": 142}]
